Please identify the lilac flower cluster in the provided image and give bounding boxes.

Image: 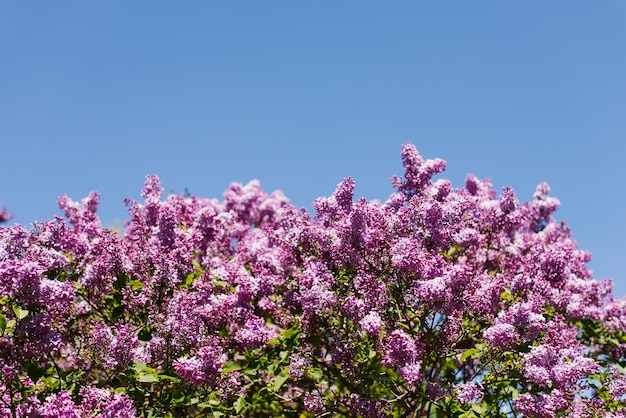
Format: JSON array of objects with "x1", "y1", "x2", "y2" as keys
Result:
[
  {"x1": 0, "y1": 207, "x2": 11, "y2": 224},
  {"x1": 1, "y1": 143, "x2": 625, "y2": 417}
]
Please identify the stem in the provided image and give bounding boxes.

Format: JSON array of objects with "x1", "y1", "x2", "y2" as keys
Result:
[
  {"x1": 7, "y1": 384, "x2": 17, "y2": 418},
  {"x1": 48, "y1": 353, "x2": 65, "y2": 389}
]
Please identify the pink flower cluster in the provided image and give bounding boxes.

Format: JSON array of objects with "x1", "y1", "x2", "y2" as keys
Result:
[
  {"x1": 1, "y1": 143, "x2": 626, "y2": 417},
  {"x1": 0, "y1": 207, "x2": 11, "y2": 224}
]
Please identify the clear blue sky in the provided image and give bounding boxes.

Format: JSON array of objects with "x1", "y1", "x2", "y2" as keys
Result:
[{"x1": 1, "y1": 2, "x2": 625, "y2": 295}]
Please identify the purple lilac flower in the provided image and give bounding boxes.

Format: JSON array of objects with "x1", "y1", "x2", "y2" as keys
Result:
[
  {"x1": 516, "y1": 390, "x2": 568, "y2": 418},
  {"x1": 383, "y1": 329, "x2": 422, "y2": 384},
  {"x1": 522, "y1": 344, "x2": 597, "y2": 390},
  {"x1": 399, "y1": 362, "x2": 422, "y2": 385},
  {"x1": 15, "y1": 394, "x2": 42, "y2": 417},
  {"x1": 609, "y1": 373, "x2": 626, "y2": 400},
  {"x1": 455, "y1": 381, "x2": 484, "y2": 404},
  {"x1": 234, "y1": 316, "x2": 277, "y2": 349},
  {"x1": 425, "y1": 381, "x2": 445, "y2": 401},
  {"x1": 496, "y1": 299, "x2": 546, "y2": 342},
  {"x1": 383, "y1": 329, "x2": 419, "y2": 366},
  {"x1": 498, "y1": 187, "x2": 519, "y2": 213},
  {"x1": 89, "y1": 322, "x2": 142, "y2": 370},
  {"x1": 392, "y1": 142, "x2": 446, "y2": 197},
  {"x1": 0, "y1": 206, "x2": 12, "y2": 223},
  {"x1": 415, "y1": 276, "x2": 447, "y2": 302},
  {"x1": 173, "y1": 356, "x2": 206, "y2": 386},
  {"x1": 359, "y1": 310, "x2": 382, "y2": 336},
  {"x1": 173, "y1": 337, "x2": 227, "y2": 386},
  {"x1": 288, "y1": 354, "x2": 309, "y2": 379},
  {"x1": 157, "y1": 290, "x2": 206, "y2": 351},
  {"x1": 40, "y1": 278, "x2": 75, "y2": 322},
  {"x1": 483, "y1": 322, "x2": 519, "y2": 349},
  {"x1": 40, "y1": 390, "x2": 81, "y2": 418},
  {"x1": 297, "y1": 262, "x2": 337, "y2": 315},
  {"x1": 78, "y1": 386, "x2": 137, "y2": 418},
  {"x1": 313, "y1": 177, "x2": 355, "y2": 217},
  {"x1": 15, "y1": 312, "x2": 61, "y2": 363},
  {"x1": 344, "y1": 393, "x2": 388, "y2": 418},
  {"x1": 98, "y1": 392, "x2": 136, "y2": 418},
  {"x1": 303, "y1": 391, "x2": 324, "y2": 414}
]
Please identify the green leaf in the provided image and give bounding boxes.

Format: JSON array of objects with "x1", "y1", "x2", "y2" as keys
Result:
[
  {"x1": 308, "y1": 368, "x2": 323, "y2": 382},
  {"x1": 234, "y1": 396, "x2": 246, "y2": 414},
  {"x1": 396, "y1": 321, "x2": 410, "y2": 330},
  {"x1": 158, "y1": 374, "x2": 180, "y2": 382},
  {"x1": 281, "y1": 325, "x2": 301, "y2": 345},
  {"x1": 133, "y1": 361, "x2": 160, "y2": 383},
  {"x1": 3, "y1": 319, "x2": 14, "y2": 335},
  {"x1": 12, "y1": 304, "x2": 29, "y2": 320},
  {"x1": 137, "y1": 373, "x2": 159, "y2": 383},
  {"x1": 0, "y1": 313, "x2": 5, "y2": 334},
  {"x1": 132, "y1": 361, "x2": 146, "y2": 373},
  {"x1": 25, "y1": 361, "x2": 47, "y2": 383},
  {"x1": 273, "y1": 368, "x2": 289, "y2": 392},
  {"x1": 471, "y1": 404, "x2": 486, "y2": 414},
  {"x1": 507, "y1": 386, "x2": 520, "y2": 400},
  {"x1": 222, "y1": 362, "x2": 242, "y2": 373},
  {"x1": 213, "y1": 278, "x2": 228, "y2": 288},
  {"x1": 446, "y1": 245, "x2": 457, "y2": 258},
  {"x1": 460, "y1": 348, "x2": 478, "y2": 362},
  {"x1": 268, "y1": 360, "x2": 279, "y2": 374},
  {"x1": 128, "y1": 280, "x2": 144, "y2": 290}
]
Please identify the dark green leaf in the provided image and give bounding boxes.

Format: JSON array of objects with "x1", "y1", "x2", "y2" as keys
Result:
[
  {"x1": 223, "y1": 362, "x2": 242, "y2": 373},
  {"x1": 273, "y1": 368, "x2": 289, "y2": 392},
  {"x1": 234, "y1": 396, "x2": 246, "y2": 414}
]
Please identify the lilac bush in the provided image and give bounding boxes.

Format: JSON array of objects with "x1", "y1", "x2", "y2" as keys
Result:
[{"x1": 1, "y1": 143, "x2": 626, "y2": 417}]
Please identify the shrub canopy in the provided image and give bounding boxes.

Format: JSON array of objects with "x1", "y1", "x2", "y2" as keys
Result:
[{"x1": 1, "y1": 143, "x2": 625, "y2": 417}]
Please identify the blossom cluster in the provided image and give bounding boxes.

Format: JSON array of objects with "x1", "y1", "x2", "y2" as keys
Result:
[
  {"x1": 0, "y1": 207, "x2": 11, "y2": 224},
  {"x1": 1, "y1": 143, "x2": 626, "y2": 417}
]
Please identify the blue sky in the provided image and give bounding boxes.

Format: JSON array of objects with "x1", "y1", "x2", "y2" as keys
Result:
[{"x1": 1, "y1": 2, "x2": 625, "y2": 295}]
